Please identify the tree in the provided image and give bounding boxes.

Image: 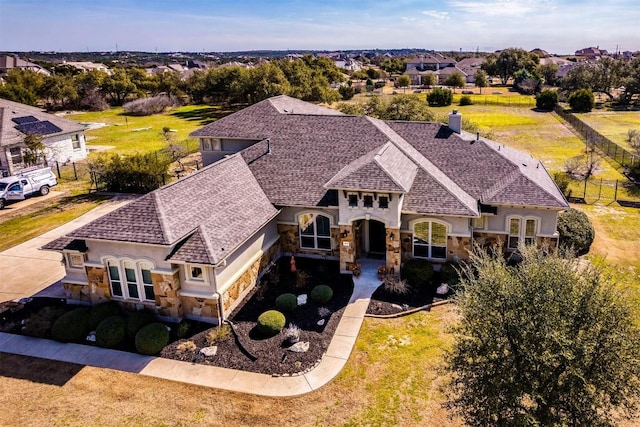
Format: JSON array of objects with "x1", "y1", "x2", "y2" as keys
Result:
[
  {"x1": 22, "y1": 134, "x2": 46, "y2": 166},
  {"x1": 569, "y1": 88, "x2": 595, "y2": 112},
  {"x1": 395, "y1": 75, "x2": 411, "y2": 93},
  {"x1": 365, "y1": 67, "x2": 381, "y2": 80},
  {"x1": 426, "y1": 87, "x2": 453, "y2": 106},
  {"x1": 446, "y1": 244, "x2": 640, "y2": 427},
  {"x1": 338, "y1": 84, "x2": 355, "y2": 100},
  {"x1": 535, "y1": 89, "x2": 558, "y2": 110},
  {"x1": 101, "y1": 68, "x2": 137, "y2": 105},
  {"x1": 514, "y1": 68, "x2": 542, "y2": 95},
  {"x1": 473, "y1": 70, "x2": 488, "y2": 94},
  {"x1": 481, "y1": 47, "x2": 539, "y2": 85},
  {"x1": 420, "y1": 73, "x2": 436, "y2": 88},
  {"x1": 445, "y1": 72, "x2": 465, "y2": 93},
  {"x1": 536, "y1": 62, "x2": 560, "y2": 86},
  {"x1": 383, "y1": 94, "x2": 434, "y2": 121}
]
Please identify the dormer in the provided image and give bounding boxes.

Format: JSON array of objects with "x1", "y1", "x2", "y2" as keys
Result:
[{"x1": 324, "y1": 142, "x2": 417, "y2": 227}]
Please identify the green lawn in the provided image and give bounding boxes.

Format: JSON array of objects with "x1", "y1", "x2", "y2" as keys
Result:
[
  {"x1": 575, "y1": 111, "x2": 640, "y2": 151},
  {"x1": 68, "y1": 104, "x2": 240, "y2": 155}
]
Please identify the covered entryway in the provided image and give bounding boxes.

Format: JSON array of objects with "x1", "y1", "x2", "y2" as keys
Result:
[{"x1": 367, "y1": 220, "x2": 386, "y2": 256}]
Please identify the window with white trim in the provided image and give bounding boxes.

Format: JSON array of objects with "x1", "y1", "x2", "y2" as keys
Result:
[
  {"x1": 67, "y1": 253, "x2": 85, "y2": 269},
  {"x1": 188, "y1": 264, "x2": 205, "y2": 281},
  {"x1": 299, "y1": 213, "x2": 331, "y2": 250},
  {"x1": 413, "y1": 221, "x2": 447, "y2": 259},
  {"x1": 508, "y1": 217, "x2": 538, "y2": 249},
  {"x1": 105, "y1": 258, "x2": 156, "y2": 302},
  {"x1": 71, "y1": 134, "x2": 81, "y2": 149},
  {"x1": 363, "y1": 194, "x2": 374, "y2": 208},
  {"x1": 348, "y1": 194, "x2": 358, "y2": 207},
  {"x1": 473, "y1": 216, "x2": 486, "y2": 229},
  {"x1": 201, "y1": 138, "x2": 211, "y2": 151},
  {"x1": 10, "y1": 147, "x2": 22, "y2": 165}
]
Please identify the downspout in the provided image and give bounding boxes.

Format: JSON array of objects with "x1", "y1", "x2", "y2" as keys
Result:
[{"x1": 214, "y1": 291, "x2": 225, "y2": 326}]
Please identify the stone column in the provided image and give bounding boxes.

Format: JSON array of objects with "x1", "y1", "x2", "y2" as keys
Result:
[
  {"x1": 386, "y1": 227, "x2": 401, "y2": 275},
  {"x1": 339, "y1": 224, "x2": 355, "y2": 272}
]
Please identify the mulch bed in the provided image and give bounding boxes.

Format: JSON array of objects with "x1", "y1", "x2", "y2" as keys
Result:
[
  {"x1": 366, "y1": 277, "x2": 450, "y2": 316},
  {"x1": 161, "y1": 258, "x2": 354, "y2": 375}
]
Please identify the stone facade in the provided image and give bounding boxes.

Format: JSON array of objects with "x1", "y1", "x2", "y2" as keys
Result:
[
  {"x1": 154, "y1": 270, "x2": 182, "y2": 318},
  {"x1": 182, "y1": 296, "x2": 219, "y2": 319},
  {"x1": 385, "y1": 227, "x2": 401, "y2": 274},
  {"x1": 277, "y1": 224, "x2": 298, "y2": 253},
  {"x1": 221, "y1": 242, "x2": 280, "y2": 315},
  {"x1": 401, "y1": 232, "x2": 413, "y2": 262},
  {"x1": 473, "y1": 232, "x2": 508, "y2": 250},
  {"x1": 447, "y1": 236, "x2": 471, "y2": 261},
  {"x1": 62, "y1": 265, "x2": 112, "y2": 304}
]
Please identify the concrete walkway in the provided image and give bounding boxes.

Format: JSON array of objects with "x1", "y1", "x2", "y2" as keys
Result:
[
  {"x1": 0, "y1": 264, "x2": 381, "y2": 396},
  {"x1": 0, "y1": 196, "x2": 135, "y2": 302}
]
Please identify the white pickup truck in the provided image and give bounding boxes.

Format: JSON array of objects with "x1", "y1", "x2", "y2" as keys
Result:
[{"x1": 0, "y1": 167, "x2": 58, "y2": 209}]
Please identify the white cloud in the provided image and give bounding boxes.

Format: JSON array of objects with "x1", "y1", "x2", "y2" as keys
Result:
[
  {"x1": 449, "y1": 0, "x2": 554, "y2": 17},
  {"x1": 421, "y1": 10, "x2": 450, "y2": 19}
]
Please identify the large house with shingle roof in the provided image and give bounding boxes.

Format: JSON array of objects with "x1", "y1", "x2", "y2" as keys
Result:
[
  {"x1": 44, "y1": 95, "x2": 568, "y2": 324},
  {"x1": 0, "y1": 98, "x2": 87, "y2": 176}
]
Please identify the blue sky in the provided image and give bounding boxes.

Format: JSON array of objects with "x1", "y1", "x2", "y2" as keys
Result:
[{"x1": 0, "y1": 0, "x2": 638, "y2": 54}]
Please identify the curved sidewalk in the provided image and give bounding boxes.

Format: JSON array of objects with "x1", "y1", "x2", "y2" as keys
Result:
[{"x1": 0, "y1": 265, "x2": 382, "y2": 397}]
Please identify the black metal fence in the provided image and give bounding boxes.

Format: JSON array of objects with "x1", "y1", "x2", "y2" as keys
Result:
[
  {"x1": 564, "y1": 177, "x2": 640, "y2": 207},
  {"x1": 554, "y1": 105, "x2": 638, "y2": 169}
]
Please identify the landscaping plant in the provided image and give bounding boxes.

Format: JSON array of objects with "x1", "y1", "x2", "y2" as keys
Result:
[
  {"x1": 95, "y1": 316, "x2": 126, "y2": 348},
  {"x1": 135, "y1": 322, "x2": 170, "y2": 355},
  {"x1": 310, "y1": 285, "x2": 333, "y2": 304},
  {"x1": 557, "y1": 208, "x2": 596, "y2": 254},
  {"x1": 275, "y1": 293, "x2": 298, "y2": 312},
  {"x1": 256, "y1": 310, "x2": 286, "y2": 337},
  {"x1": 51, "y1": 308, "x2": 91, "y2": 342}
]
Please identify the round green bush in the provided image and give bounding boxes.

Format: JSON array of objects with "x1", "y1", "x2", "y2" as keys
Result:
[
  {"x1": 89, "y1": 301, "x2": 121, "y2": 330},
  {"x1": 310, "y1": 285, "x2": 333, "y2": 304},
  {"x1": 439, "y1": 261, "x2": 461, "y2": 286},
  {"x1": 135, "y1": 322, "x2": 170, "y2": 355},
  {"x1": 401, "y1": 259, "x2": 434, "y2": 289},
  {"x1": 427, "y1": 87, "x2": 453, "y2": 106},
  {"x1": 126, "y1": 310, "x2": 155, "y2": 338},
  {"x1": 51, "y1": 307, "x2": 91, "y2": 342},
  {"x1": 256, "y1": 310, "x2": 286, "y2": 337},
  {"x1": 536, "y1": 89, "x2": 558, "y2": 111},
  {"x1": 568, "y1": 88, "x2": 595, "y2": 113},
  {"x1": 275, "y1": 293, "x2": 298, "y2": 312},
  {"x1": 95, "y1": 316, "x2": 126, "y2": 348},
  {"x1": 557, "y1": 208, "x2": 595, "y2": 254},
  {"x1": 459, "y1": 95, "x2": 473, "y2": 106}
]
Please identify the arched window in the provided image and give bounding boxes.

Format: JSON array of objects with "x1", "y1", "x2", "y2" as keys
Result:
[
  {"x1": 299, "y1": 213, "x2": 332, "y2": 250},
  {"x1": 413, "y1": 221, "x2": 447, "y2": 260},
  {"x1": 105, "y1": 258, "x2": 156, "y2": 302}
]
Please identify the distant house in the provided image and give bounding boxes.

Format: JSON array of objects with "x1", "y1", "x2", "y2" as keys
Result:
[
  {"x1": 44, "y1": 96, "x2": 568, "y2": 324},
  {"x1": 456, "y1": 57, "x2": 485, "y2": 83},
  {"x1": 0, "y1": 98, "x2": 87, "y2": 176},
  {"x1": 62, "y1": 61, "x2": 110, "y2": 74},
  {"x1": 0, "y1": 55, "x2": 50, "y2": 76},
  {"x1": 575, "y1": 47, "x2": 607, "y2": 59},
  {"x1": 403, "y1": 54, "x2": 474, "y2": 85}
]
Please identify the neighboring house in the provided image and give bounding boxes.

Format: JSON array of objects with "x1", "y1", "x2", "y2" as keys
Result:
[
  {"x1": 44, "y1": 95, "x2": 568, "y2": 324},
  {"x1": 456, "y1": 57, "x2": 485, "y2": 83},
  {"x1": 575, "y1": 47, "x2": 607, "y2": 59},
  {"x1": 404, "y1": 54, "x2": 469, "y2": 85},
  {"x1": 0, "y1": 98, "x2": 87, "y2": 176},
  {"x1": 0, "y1": 55, "x2": 51, "y2": 76},
  {"x1": 62, "y1": 61, "x2": 111, "y2": 74}
]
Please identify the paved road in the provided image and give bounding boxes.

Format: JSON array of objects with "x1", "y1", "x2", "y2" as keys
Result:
[{"x1": 0, "y1": 197, "x2": 134, "y2": 303}]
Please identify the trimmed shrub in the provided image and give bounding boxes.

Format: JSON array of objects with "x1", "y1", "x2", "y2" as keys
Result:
[
  {"x1": 568, "y1": 88, "x2": 595, "y2": 113},
  {"x1": 275, "y1": 293, "x2": 298, "y2": 312},
  {"x1": 310, "y1": 285, "x2": 333, "y2": 304},
  {"x1": 89, "y1": 301, "x2": 121, "y2": 330},
  {"x1": 51, "y1": 308, "x2": 91, "y2": 342},
  {"x1": 401, "y1": 259, "x2": 434, "y2": 289},
  {"x1": 135, "y1": 323, "x2": 170, "y2": 355},
  {"x1": 427, "y1": 88, "x2": 453, "y2": 106},
  {"x1": 256, "y1": 310, "x2": 286, "y2": 337},
  {"x1": 126, "y1": 310, "x2": 155, "y2": 338},
  {"x1": 95, "y1": 316, "x2": 126, "y2": 348},
  {"x1": 536, "y1": 89, "x2": 558, "y2": 111},
  {"x1": 459, "y1": 95, "x2": 473, "y2": 106},
  {"x1": 557, "y1": 208, "x2": 595, "y2": 254},
  {"x1": 23, "y1": 305, "x2": 67, "y2": 338}
]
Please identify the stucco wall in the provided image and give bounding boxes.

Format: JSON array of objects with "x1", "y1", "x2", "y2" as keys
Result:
[
  {"x1": 483, "y1": 206, "x2": 560, "y2": 237},
  {"x1": 337, "y1": 191, "x2": 402, "y2": 228},
  {"x1": 45, "y1": 132, "x2": 87, "y2": 164},
  {"x1": 402, "y1": 214, "x2": 471, "y2": 236}
]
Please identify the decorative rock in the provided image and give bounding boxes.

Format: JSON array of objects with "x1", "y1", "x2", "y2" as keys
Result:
[
  {"x1": 317, "y1": 319, "x2": 325, "y2": 326},
  {"x1": 86, "y1": 331, "x2": 96, "y2": 342},
  {"x1": 200, "y1": 346, "x2": 218, "y2": 357},
  {"x1": 436, "y1": 283, "x2": 449, "y2": 295},
  {"x1": 297, "y1": 294, "x2": 307, "y2": 305},
  {"x1": 287, "y1": 341, "x2": 310, "y2": 353},
  {"x1": 391, "y1": 303, "x2": 403, "y2": 311}
]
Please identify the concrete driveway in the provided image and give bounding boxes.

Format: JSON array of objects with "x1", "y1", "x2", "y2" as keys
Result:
[
  {"x1": 0, "y1": 196, "x2": 134, "y2": 303},
  {"x1": 0, "y1": 190, "x2": 65, "y2": 217}
]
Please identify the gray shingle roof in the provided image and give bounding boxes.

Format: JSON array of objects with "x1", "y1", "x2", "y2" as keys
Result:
[
  {"x1": 68, "y1": 155, "x2": 279, "y2": 264},
  {"x1": 324, "y1": 142, "x2": 417, "y2": 192},
  {"x1": 0, "y1": 98, "x2": 86, "y2": 147}
]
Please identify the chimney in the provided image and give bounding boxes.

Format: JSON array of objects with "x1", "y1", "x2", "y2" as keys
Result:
[{"x1": 448, "y1": 110, "x2": 462, "y2": 134}]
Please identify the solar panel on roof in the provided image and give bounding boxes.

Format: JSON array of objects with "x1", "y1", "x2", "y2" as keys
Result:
[
  {"x1": 11, "y1": 115, "x2": 39, "y2": 125},
  {"x1": 16, "y1": 120, "x2": 62, "y2": 136}
]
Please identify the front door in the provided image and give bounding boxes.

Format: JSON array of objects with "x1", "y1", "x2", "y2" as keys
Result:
[{"x1": 368, "y1": 220, "x2": 386, "y2": 254}]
